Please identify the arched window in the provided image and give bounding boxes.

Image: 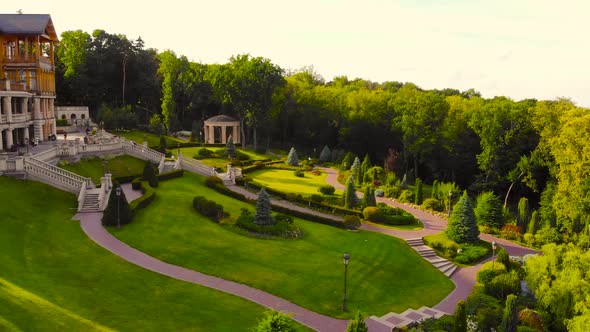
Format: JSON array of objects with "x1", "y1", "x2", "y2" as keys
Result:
[
  {"x1": 61, "y1": 114, "x2": 66, "y2": 120},
  {"x1": 70, "y1": 114, "x2": 77, "y2": 119}
]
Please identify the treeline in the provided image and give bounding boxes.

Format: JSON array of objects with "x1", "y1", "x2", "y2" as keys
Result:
[{"x1": 56, "y1": 29, "x2": 590, "y2": 239}]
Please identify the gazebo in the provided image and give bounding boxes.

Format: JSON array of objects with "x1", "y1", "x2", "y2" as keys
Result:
[{"x1": 203, "y1": 115, "x2": 240, "y2": 144}]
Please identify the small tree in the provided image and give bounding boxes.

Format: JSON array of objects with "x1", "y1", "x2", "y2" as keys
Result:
[
  {"x1": 254, "y1": 188, "x2": 275, "y2": 226},
  {"x1": 253, "y1": 310, "x2": 295, "y2": 332},
  {"x1": 446, "y1": 191, "x2": 480, "y2": 243},
  {"x1": 345, "y1": 310, "x2": 368, "y2": 332},
  {"x1": 142, "y1": 161, "x2": 159, "y2": 187},
  {"x1": 496, "y1": 247, "x2": 511, "y2": 272},
  {"x1": 517, "y1": 197, "x2": 530, "y2": 231},
  {"x1": 287, "y1": 147, "x2": 299, "y2": 166},
  {"x1": 500, "y1": 294, "x2": 518, "y2": 332},
  {"x1": 432, "y1": 179, "x2": 439, "y2": 199},
  {"x1": 358, "y1": 154, "x2": 371, "y2": 186},
  {"x1": 319, "y1": 145, "x2": 332, "y2": 163},
  {"x1": 225, "y1": 135, "x2": 236, "y2": 159},
  {"x1": 414, "y1": 178, "x2": 423, "y2": 205},
  {"x1": 453, "y1": 300, "x2": 467, "y2": 332},
  {"x1": 475, "y1": 192, "x2": 504, "y2": 229},
  {"x1": 527, "y1": 210, "x2": 540, "y2": 234},
  {"x1": 344, "y1": 177, "x2": 358, "y2": 209},
  {"x1": 101, "y1": 184, "x2": 133, "y2": 227},
  {"x1": 362, "y1": 185, "x2": 376, "y2": 207},
  {"x1": 341, "y1": 152, "x2": 353, "y2": 170},
  {"x1": 350, "y1": 157, "x2": 361, "y2": 182}
]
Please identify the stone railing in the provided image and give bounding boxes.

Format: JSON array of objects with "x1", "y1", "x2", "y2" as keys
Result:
[
  {"x1": 179, "y1": 155, "x2": 212, "y2": 176},
  {"x1": 158, "y1": 156, "x2": 166, "y2": 174},
  {"x1": 77, "y1": 185, "x2": 87, "y2": 212},
  {"x1": 23, "y1": 157, "x2": 92, "y2": 193},
  {"x1": 33, "y1": 147, "x2": 58, "y2": 163},
  {"x1": 122, "y1": 140, "x2": 163, "y2": 164}
]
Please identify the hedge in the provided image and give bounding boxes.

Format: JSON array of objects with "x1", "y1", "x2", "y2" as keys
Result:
[
  {"x1": 362, "y1": 204, "x2": 416, "y2": 225},
  {"x1": 113, "y1": 174, "x2": 142, "y2": 184},
  {"x1": 193, "y1": 196, "x2": 227, "y2": 222},
  {"x1": 157, "y1": 169, "x2": 184, "y2": 180},
  {"x1": 128, "y1": 181, "x2": 156, "y2": 213}
]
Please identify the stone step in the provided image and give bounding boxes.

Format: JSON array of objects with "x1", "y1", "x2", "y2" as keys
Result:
[
  {"x1": 399, "y1": 309, "x2": 429, "y2": 323},
  {"x1": 426, "y1": 257, "x2": 448, "y2": 264},
  {"x1": 420, "y1": 251, "x2": 438, "y2": 258},
  {"x1": 417, "y1": 306, "x2": 447, "y2": 319},
  {"x1": 433, "y1": 260, "x2": 453, "y2": 268},
  {"x1": 381, "y1": 312, "x2": 414, "y2": 328},
  {"x1": 406, "y1": 239, "x2": 424, "y2": 246},
  {"x1": 443, "y1": 265, "x2": 458, "y2": 277}
]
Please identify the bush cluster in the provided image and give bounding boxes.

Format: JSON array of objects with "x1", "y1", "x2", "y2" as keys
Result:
[
  {"x1": 193, "y1": 196, "x2": 227, "y2": 222},
  {"x1": 422, "y1": 198, "x2": 444, "y2": 212},
  {"x1": 362, "y1": 203, "x2": 416, "y2": 225},
  {"x1": 294, "y1": 170, "x2": 304, "y2": 177},
  {"x1": 398, "y1": 189, "x2": 414, "y2": 203},
  {"x1": 235, "y1": 209, "x2": 303, "y2": 239},
  {"x1": 128, "y1": 181, "x2": 156, "y2": 213},
  {"x1": 318, "y1": 185, "x2": 336, "y2": 195}
]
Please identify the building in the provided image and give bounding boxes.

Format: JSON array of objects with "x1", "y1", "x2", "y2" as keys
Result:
[
  {"x1": 0, "y1": 14, "x2": 58, "y2": 150},
  {"x1": 55, "y1": 106, "x2": 91, "y2": 126}
]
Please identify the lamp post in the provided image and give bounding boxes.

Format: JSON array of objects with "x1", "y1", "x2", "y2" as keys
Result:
[
  {"x1": 115, "y1": 187, "x2": 121, "y2": 230},
  {"x1": 342, "y1": 253, "x2": 350, "y2": 312},
  {"x1": 492, "y1": 241, "x2": 497, "y2": 270},
  {"x1": 177, "y1": 142, "x2": 180, "y2": 156},
  {"x1": 448, "y1": 190, "x2": 453, "y2": 217}
]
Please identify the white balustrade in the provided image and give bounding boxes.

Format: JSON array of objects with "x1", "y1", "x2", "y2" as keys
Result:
[
  {"x1": 33, "y1": 148, "x2": 58, "y2": 162},
  {"x1": 23, "y1": 157, "x2": 92, "y2": 193}
]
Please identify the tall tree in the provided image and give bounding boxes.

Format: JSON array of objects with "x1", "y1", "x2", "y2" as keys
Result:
[
  {"x1": 500, "y1": 294, "x2": 518, "y2": 332},
  {"x1": 446, "y1": 192, "x2": 480, "y2": 243},
  {"x1": 254, "y1": 188, "x2": 275, "y2": 226}
]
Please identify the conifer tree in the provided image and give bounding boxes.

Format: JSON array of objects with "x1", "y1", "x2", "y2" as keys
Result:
[
  {"x1": 446, "y1": 191, "x2": 480, "y2": 243},
  {"x1": 517, "y1": 197, "x2": 530, "y2": 231},
  {"x1": 141, "y1": 161, "x2": 159, "y2": 187},
  {"x1": 254, "y1": 188, "x2": 275, "y2": 226},
  {"x1": 452, "y1": 300, "x2": 467, "y2": 332},
  {"x1": 415, "y1": 178, "x2": 423, "y2": 205},
  {"x1": 474, "y1": 192, "x2": 504, "y2": 228},
  {"x1": 358, "y1": 154, "x2": 371, "y2": 185},
  {"x1": 345, "y1": 310, "x2": 368, "y2": 332},
  {"x1": 432, "y1": 179, "x2": 439, "y2": 199},
  {"x1": 102, "y1": 184, "x2": 133, "y2": 227},
  {"x1": 362, "y1": 185, "x2": 376, "y2": 207},
  {"x1": 225, "y1": 135, "x2": 236, "y2": 159},
  {"x1": 319, "y1": 145, "x2": 332, "y2": 163},
  {"x1": 344, "y1": 177, "x2": 358, "y2": 209},
  {"x1": 527, "y1": 210, "x2": 540, "y2": 234},
  {"x1": 500, "y1": 294, "x2": 518, "y2": 332},
  {"x1": 287, "y1": 147, "x2": 299, "y2": 166},
  {"x1": 350, "y1": 157, "x2": 360, "y2": 182},
  {"x1": 341, "y1": 152, "x2": 353, "y2": 170}
]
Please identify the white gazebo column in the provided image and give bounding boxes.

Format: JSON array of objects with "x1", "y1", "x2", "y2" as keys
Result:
[
  {"x1": 5, "y1": 128, "x2": 13, "y2": 147},
  {"x1": 204, "y1": 124, "x2": 208, "y2": 143},
  {"x1": 209, "y1": 125, "x2": 215, "y2": 144},
  {"x1": 221, "y1": 126, "x2": 227, "y2": 144},
  {"x1": 233, "y1": 125, "x2": 240, "y2": 144},
  {"x1": 3, "y1": 97, "x2": 11, "y2": 123}
]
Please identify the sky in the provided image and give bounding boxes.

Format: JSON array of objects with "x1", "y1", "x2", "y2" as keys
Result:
[{"x1": 3, "y1": 0, "x2": 590, "y2": 106}]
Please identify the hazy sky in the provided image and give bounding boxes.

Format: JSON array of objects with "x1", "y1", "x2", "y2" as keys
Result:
[{"x1": 4, "y1": 0, "x2": 589, "y2": 106}]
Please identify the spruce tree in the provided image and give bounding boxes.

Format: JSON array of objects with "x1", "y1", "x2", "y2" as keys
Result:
[
  {"x1": 225, "y1": 135, "x2": 236, "y2": 159},
  {"x1": 344, "y1": 177, "x2": 358, "y2": 209},
  {"x1": 350, "y1": 157, "x2": 360, "y2": 182},
  {"x1": 141, "y1": 161, "x2": 159, "y2": 187},
  {"x1": 452, "y1": 300, "x2": 467, "y2": 332},
  {"x1": 287, "y1": 147, "x2": 299, "y2": 166},
  {"x1": 527, "y1": 210, "x2": 540, "y2": 234},
  {"x1": 446, "y1": 191, "x2": 480, "y2": 243},
  {"x1": 475, "y1": 192, "x2": 504, "y2": 228},
  {"x1": 358, "y1": 154, "x2": 371, "y2": 185},
  {"x1": 500, "y1": 294, "x2": 518, "y2": 332},
  {"x1": 254, "y1": 188, "x2": 275, "y2": 226},
  {"x1": 345, "y1": 310, "x2": 368, "y2": 332},
  {"x1": 101, "y1": 184, "x2": 133, "y2": 227},
  {"x1": 432, "y1": 179, "x2": 439, "y2": 199},
  {"x1": 414, "y1": 178, "x2": 423, "y2": 205},
  {"x1": 362, "y1": 185, "x2": 376, "y2": 207},
  {"x1": 341, "y1": 152, "x2": 353, "y2": 171},
  {"x1": 319, "y1": 145, "x2": 332, "y2": 163}
]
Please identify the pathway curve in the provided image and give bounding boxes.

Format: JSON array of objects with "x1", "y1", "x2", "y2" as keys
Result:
[
  {"x1": 74, "y1": 212, "x2": 348, "y2": 332},
  {"x1": 319, "y1": 166, "x2": 539, "y2": 314}
]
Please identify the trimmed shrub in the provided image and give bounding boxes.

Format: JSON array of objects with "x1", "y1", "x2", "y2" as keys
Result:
[
  {"x1": 454, "y1": 242, "x2": 490, "y2": 264},
  {"x1": 294, "y1": 170, "x2": 304, "y2": 177},
  {"x1": 193, "y1": 196, "x2": 227, "y2": 222},
  {"x1": 477, "y1": 262, "x2": 507, "y2": 284},
  {"x1": 310, "y1": 194, "x2": 323, "y2": 203},
  {"x1": 486, "y1": 271, "x2": 520, "y2": 300},
  {"x1": 517, "y1": 197, "x2": 530, "y2": 230},
  {"x1": 131, "y1": 177, "x2": 142, "y2": 190},
  {"x1": 453, "y1": 300, "x2": 467, "y2": 332},
  {"x1": 275, "y1": 213, "x2": 294, "y2": 224},
  {"x1": 253, "y1": 309, "x2": 296, "y2": 332},
  {"x1": 102, "y1": 184, "x2": 133, "y2": 227},
  {"x1": 156, "y1": 169, "x2": 184, "y2": 181},
  {"x1": 141, "y1": 161, "x2": 159, "y2": 188},
  {"x1": 475, "y1": 192, "x2": 504, "y2": 229},
  {"x1": 527, "y1": 210, "x2": 540, "y2": 234},
  {"x1": 358, "y1": 154, "x2": 371, "y2": 186},
  {"x1": 500, "y1": 294, "x2": 518, "y2": 332},
  {"x1": 446, "y1": 191, "x2": 480, "y2": 244},
  {"x1": 398, "y1": 189, "x2": 414, "y2": 203},
  {"x1": 319, "y1": 145, "x2": 332, "y2": 162},
  {"x1": 128, "y1": 181, "x2": 156, "y2": 213},
  {"x1": 318, "y1": 185, "x2": 336, "y2": 195},
  {"x1": 287, "y1": 147, "x2": 299, "y2": 166},
  {"x1": 196, "y1": 148, "x2": 214, "y2": 158},
  {"x1": 414, "y1": 178, "x2": 423, "y2": 205},
  {"x1": 343, "y1": 215, "x2": 361, "y2": 230},
  {"x1": 344, "y1": 177, "x2": 358, "y2": 209},
  {"x1": 205, "y1": 176, "x2": 224, "y2": 188},
  {"x1": 422, "y1": 198, "x2": 444, "y2": 212},
  {"x1": 345, "y1": 310, "x2": 368, "y2": 332},
  {"x1": 363, "y1": 204, "x2": 416, "y2": 225},
  {"x1": 236, "y1": 209, "x2": 302, "y2": 239},
  {"x1": 361, "y1": 185, "x2": 376, "y2": 207}
]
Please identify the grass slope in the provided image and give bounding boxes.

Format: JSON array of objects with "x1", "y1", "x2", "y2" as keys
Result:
[
  {"x1": 115, "y1": 173, "x2": 454, "y2": 319},
  {"x1": 60, "y1": 155, "x2": 146, "y2": 184},
  {"x1": 114, "y1": 130, "x2": 183, "y2": 148},
  {"x1": 249, "y1": 168, "x2": 343, "y2": 196},
  {"x1": 0, "y1": 177, "x2": 310, "y2": 331}
]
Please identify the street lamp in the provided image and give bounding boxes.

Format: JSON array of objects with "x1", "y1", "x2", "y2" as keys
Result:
[
  {"x1": 342, "y1": 253, "x2": 350, "y2": 312},
  {"x1": 177, "y1": 142, "x2": 180, "y2": 156},
  {"x1": 492, "y1": 241, "x2": 497, "y2": 270},
  {"x1": 115, "y1": 187, "x2": 121, "y2": 230},
  {"x1": 448, "y1": 190, "x2": 453, "y2": 217}
]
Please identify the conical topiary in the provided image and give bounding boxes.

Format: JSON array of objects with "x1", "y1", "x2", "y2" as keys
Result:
[
  {"x1": 362, "y1": 185, "x2": 376, "y2": 207},
  {"x1": 474, "y1": 192, "x2": 504, "y2": 228},
  {"x1": 254, "y1": 188, "x2": 275, "y2": 226},
  {"x1": 350, "y1": 157, "x2": 360, "y2": 182},
  {"x1": 446, "y1": 191, "x2": 480, "y2": 243},
  {"x1": 344, "y1": 176, "x2": 358, "y2": 209},
  {"x1": 287, "y1": 147, "x2": 299, "y2": 166},
  {"x1": 319, "y1": 145, "x2": 332, "y2": 163},
  {"x1": 102, "y1": 184, "x2": 133, "y2": 227},
  {"x1": 142, "y1": 161, "x2": 159, "y2": 187}
]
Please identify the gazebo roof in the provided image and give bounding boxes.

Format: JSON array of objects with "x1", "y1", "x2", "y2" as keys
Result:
[{"x1": 205, "y1": 115, "x2": 238, "y2": 123}]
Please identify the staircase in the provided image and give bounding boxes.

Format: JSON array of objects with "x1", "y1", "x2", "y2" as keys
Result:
[
  {"x1": 366, "y1": 306, "x2": 448, "y2": 331},
  {"x1": 79, "y1": 189, "x2": 101, "y2": 212},
  {"x1": 406, "y1": 238, "x2": 458, "y2": 277}
]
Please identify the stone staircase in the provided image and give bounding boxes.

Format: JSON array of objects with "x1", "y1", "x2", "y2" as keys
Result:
[
  {"x1": 162, "y1": 161, "x2": 176, "y2": 173},
  {"x1": 366, "y1": 306, "x2": 448, "y2": 331},
  {"x1": 406, "y1": 238, "x2": 458, "y2": 277},
  {"x1": 79, "y1": 189, "x2": 101, "y2": 212}
]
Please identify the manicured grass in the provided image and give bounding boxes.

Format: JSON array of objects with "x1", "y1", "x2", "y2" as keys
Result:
[
  {"x1": 114, "y1": 130, "x2": 183, "y2": 148},
  {"x1": 59, "y1": 155, "x2": 146, "y2": 184},
  {"x1": 180, "y1": 146, "x2": 274, "y2": 161},
  {"x1": 249, "y1": 168, "x2": 344, "y2": 196},
  {"x1": 424, "y1": 232, "x2": 492, "y2": 267},
  {"x1": 0, "y1": 177, "x2": 310, "y2": 331},
  {"x1": 363, "y1": 220, "x2": 424, "y2": 231},
  {"x1": 114, "y1": 173, "x2": 454, "y2": 319}
]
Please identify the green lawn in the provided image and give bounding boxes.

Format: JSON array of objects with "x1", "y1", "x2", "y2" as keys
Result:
[
  {"x1": 59, "y1": 155, "x2": 146, "y2": 184},
  {"x1": 0, "y1": 177, "x2": 310, "y2": 331},
  {"x1": 113, "y1": 130, "x2": 183, "y2": 148},
  {"x1": 114, "y1": 173, "x2": 454, "y2": 319},
  {"x1": 179, "y1": 146, "x2": 274, "y2": 161},
  {"x1": 249, "y1": 168, "x2": 344, "y2": 196}
]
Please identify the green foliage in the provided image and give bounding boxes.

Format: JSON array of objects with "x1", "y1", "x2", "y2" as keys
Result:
[
  {"x1": 475, "y1": 192, "x2": 504, "y2": 228},
  {"x1": 500, "y1": 294, "x2": 518, "y2": 332},
  {"x1": 400, "y1": 173, "x2": 409, "y2": 190},
  {"x1": 193, "y1": 196, "x2": 227, "y2": 222},
  {"x1": 225, "y1": 135, "x2": 236, "y2": 159},
  {"x1": 486, "y1": 271, "x2": 520, "y2": 300},
  {"x1": 254, "y1": 188, "x2": 275, "y2": 226},
  {"x1": 517, "y1": 197, "x2": 530, "y2": 230},
  {"x1": 422, "y1": 198, "x2": 444, "y2": 212},
  {"x1": 496, "y1": 247, "x2": 511, "y2": 271},
  {"x1": 527, "y1": 210, "x2": 540, "y2": 234},
  {"x1": 286, "y1": 147, "x2": 299, "y2": 166},
  {"x1": 362, "y1": 185, "x2": 376, "y2": 207},
  {"x1": 141, "y1": 161, "x2": 159, "y2": 187},
  {"x1": 205, "y1": 175, "x2": 224, "y2": 188},
  {"x1": 343, "y1": 215, "x2": 362, "y2": 230},
  {"x1": 319, "y1": 145, "x2": 332, "y2": 163},
  {"x1": 341, "y1": 152, "x2": 353, "y2": 170},
  {"x1": 196, "y1": 147, "x2": 214, "y2": 158},
  {"x1": 236, "y1": 209, "x2": 302, "y2": 239},
  {"x1": 344, "y1": 177, "x2": 358, "y2": 209},
  {"x1": 477, "y1": 262, "x2": 507, "y2": 284},
  {"x1": 102, "y1": 184, "x2": 133, "y2": 227},
  {"x1": 159, "y1": 135, "x2": 167, "y2": 153},
  {"x1": 345, "y1": 310, "x2": 368, "y2": 332},
  {"x1": 358, "y1": 154, "x2": 371, "y2": 186},
  {"x1": 363, "y1": 204, "x2": 416, "y2": 226},
  {"x1": 56, "y1": 119, "x2": 69, "y2": 126},
  {"x1": 293, "y1": 170, "x2": 304, "y2": 178},
  {"x1": 350, "y1": 157, "x2": 361, "y2": 182},
  {"x1": 128, "y1": 181, "x2": 156, "y2": 213},
  {"x1": 252, "y1": 310, "x2": 295, "y2": 332},
  {"x1": 431, "y1": 179, "x2": 439, "y2": 199},
  {"x1": 318, "y1": 185, "x2": 336, "y2": 195},
  {"x1": 446, "y1": 192, "x2": 480, "y2": 244},
  {"x1": 453, "y1": 300, "x2": 467, "y2": 332},
  {"x1": 414, "y1": 178, "x2": 423, "y2": 205},
  {"x1": 398, "y1": 189, "x2": 414, "y2": 203}
]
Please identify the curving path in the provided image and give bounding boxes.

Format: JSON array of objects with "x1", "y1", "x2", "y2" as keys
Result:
[
  {"x1": 74, "y1": 211, "x2": 348, "y2": 332},
  {"x1": 319, "y1": 167, "x2": 539, "y2": 314}
]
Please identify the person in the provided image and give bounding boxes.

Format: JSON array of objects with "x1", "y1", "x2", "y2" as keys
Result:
[
  {"x1": 64, "y1": 132, "x2": 67, "y2": 141},
  {"x1": 86, "y1": 127, "x2": 90, "y2": 136}
]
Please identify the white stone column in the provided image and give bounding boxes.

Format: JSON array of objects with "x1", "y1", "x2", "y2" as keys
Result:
[
  {"x1": 24, "y1": 127, "x2": 29, "y2": 140},
  {"x1": 233, "y1": 125, "x2": 239, "y2": 144},
  {"x1": 5, "y1": 128, "x2": 13, "y2": 147},
  {"x1": 204, "y1": 124, "x2": 208, "y2": 143},
  {"x1": 21, "y1": 97, "x2": 28, "y2": 116},
  {"x1": 221, "y1": 126, "x2": 227, "y2": 144},
  {"x1": 209, "y1": 125, "x2": 215, "y2": 144},
  {"x1": 3, "y1": 97, "x2": 11, "y2": 123},
  {"x1": 0, "y1": 131, "x2": 3, "y2": 150},
  {"x1": 34, "y1": 98, "x2": 41, "y2": 119}
]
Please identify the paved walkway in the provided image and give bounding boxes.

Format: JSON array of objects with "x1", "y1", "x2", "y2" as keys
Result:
[
  {"x1": 319, "y1": 166, "x2": 540, "y2": 314},
  {"x1": 74, "y1": 212, "x2": 348, "y2": 332}
]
